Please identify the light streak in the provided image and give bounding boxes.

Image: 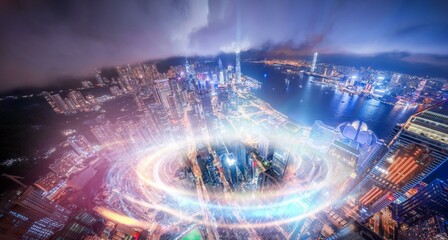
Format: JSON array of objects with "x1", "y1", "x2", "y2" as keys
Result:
[{"x1": 100, "y1": 132, "x2": 349, "y2": 229}]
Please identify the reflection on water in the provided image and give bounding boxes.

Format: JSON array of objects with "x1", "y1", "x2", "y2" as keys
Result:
[{"x1": 243, "y1": 62, "x2": 422, "y2": 138}]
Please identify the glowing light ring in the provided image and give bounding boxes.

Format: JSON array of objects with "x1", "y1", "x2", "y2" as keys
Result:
[{"x1": 100, "y1": 134, "x2": 345, "y2": 229}]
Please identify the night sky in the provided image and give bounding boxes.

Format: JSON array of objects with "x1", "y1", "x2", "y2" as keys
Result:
[{"x1": 1, "y1": 0, "x2": 448, "y2": 92}]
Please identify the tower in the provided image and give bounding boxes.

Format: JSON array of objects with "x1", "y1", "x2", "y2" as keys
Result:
[
  {"x1": 185, "y1": 58, "x2": 190, "y2": 75},
  {"x1": 235, "y1": 49, "x2": 241, "y2": 83},
  {"x1": 95, "y1": 69, "x2": 104, "y2": 86},
  {"x1": 311, "y1": 52, "x2": 318, "y2": 73},
  {"x1": 218, "y1": 58, "x2": 223, "y2": 70}
]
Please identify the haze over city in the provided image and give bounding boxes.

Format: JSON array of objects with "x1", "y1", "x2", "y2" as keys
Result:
[
  {"x1": 1, "y1": 0, "x2": 448, "y2": 92},
  {"x1": 0, "y1": 1, "x2": 447, "y2": 240}
]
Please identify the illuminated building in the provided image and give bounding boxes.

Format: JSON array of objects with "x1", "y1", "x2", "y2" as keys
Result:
[
  {"x1": 388, "y1": 73, "x2": 401, "y2": 92},
  {"x1": 167, "y1": 93, "x2": 183, "y2": 120},
  {"x1": 67, "y1": 91, "x2": 88, "y2": 110},
  {"x1": 235, "y1": 49, "x2": 241, "y2": 83},
  {"x1": 185, "y1": 58, "x2": 190, "y2": 75},
  {"x1": 258, "y1": 168, "x2": 284, "y2": 192},
  {"x1": 68, "y1": 135, "x2": 95, "y2": 157},
  {"x1": 51, "y1": 94, "x2": 69, "y2": 113},
  {"x1": 133, "y1": 93, "x2": 146, "y2": 111},
  {"x1": 330, "y1": 121, "x2": 385, "y2": 175},
  {"x1": 392, "y1": 178, "x2": 448, "y2": 226},
  {"x1": 218, "y1": 58, "x2": 223, "y2": 70},
  {"x1": 95, "y1": 69, "x2": 104, "y2": 86},
  {"x1": 257, "y1": 133, "x2": 270, "y2": 159},
  {"x1": 398, "y1": 215, "x2": 448, "y2": 240},
  {"x1": 199, "y1": 89, "x2": 213, "y2": 118},
  {"x1": 49, "y1": 151, "x2": 82, "y2": 177},
  {"x1": 271, "y1": 146, "x2": 290, "y2": 177},
  {"x1": 219, "y1": 70, "x2": 225, "y2": 84},
  {"x1": 64, "y1": 97, "x2": 77, "y2": 112},
  {"x1": 54, "y1": 210, "x2": 100, "y2": 240},
  {"x1": 33, "y1": 172, "x2": 66, "y2": 201},
  {"x1": 310, "y1": 120, "x2": 337, "y2": 146},
  {"x1": 232, "y1": 142, "x2": 248, "y2": 178},
  {"x1": 347, "y1": 102, "x2": 448, "y2": 221},
  {"x1": 0, "y1": 187, "x2": 70, "y2": 240},
  {"x1": 412, "y1": 78, "x2": 427, "y2": 103},
  {"x1": 153, "y1": 79, "x2": 172, "y2": 109},
  {"x1": 365, "y1": 206, "x2": 398, "y2": 240},
  {"x1": 311, "y1": 52, "x2": 318, "y2": 73},
  {"x1": 81, "y1": 80, "x2": 93, "y2": 88},
  {"x1": 224, "y1": 69, "x2": 229, "y2": 83}
]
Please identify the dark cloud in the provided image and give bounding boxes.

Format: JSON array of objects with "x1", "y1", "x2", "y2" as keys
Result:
[{"x1": 0, "y1": 0, "x2": 447, "y2": 92}]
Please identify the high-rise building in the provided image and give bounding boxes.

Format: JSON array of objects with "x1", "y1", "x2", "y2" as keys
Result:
[
  {"x1": 311, "y1": 52, "x2": 318, "y2": 73},
  {"x1": 0, "y1": 187, "x2": 71, "y2": 240},
  {"x1": 218, "y1": 58, "x2": 223, "y2": 70},
  {"x1": 154, "y1": 79, "x2": 172, "y2": 109},
  {"x1": 346, "y1": 101, "x2": 448, "y2": 221},
  {"x1": 54, "y1": 210, "x2": 100, "y2": 240},
  {"x1": 412, "y1": 78, "x2": 427, "y2": 103},
  {"x1": 388, "y1": 73, "x2": 401, "y2": 93},
  {"x1": 398, "y1": 215, "x2": 448, "y2": 240},
  {"x1": 392, "y1": 178, "x2": 448, "y2": 226},
  {"x1": 271, "y1": 146, "x2": 290, "y2": 177},
  {"x1": 68, "y1": 135, "x2": 95, "y2": 157},
  {"x1": 235, "y1": 49, "x2": 241, "y2": 83},
  {"x1": 223, "y1": 69, "x2": 228, "y2": 83},
  {"x1": 95, "y1": 69, "x2": 104, "y2": 86},
  {"x1": 167, "y1": 93, "x2": 183, "y2": 120},
  {"x1": 185, "y1": 58, "x2": 190, "y2": 75},
  {"x1": 67, "y1": 91, "x2": 88, "y2": 110},
  {"x1": 219, "y1": 70, "x2": 225, "y2": 84},
  {"x1": 51, "y1": 94, "x2": 69, "y2": 113}
]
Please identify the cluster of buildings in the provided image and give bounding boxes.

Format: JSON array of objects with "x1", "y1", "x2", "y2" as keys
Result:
[
  {"x1": 264, "y1": 52, "x2": 447, "y2": 106},
  {"x1": 44, "y1": 90, "x2": 104, "y2": 114},
  {"x1": 0, "y1": 49, "x2": 447, "y2": 240}
]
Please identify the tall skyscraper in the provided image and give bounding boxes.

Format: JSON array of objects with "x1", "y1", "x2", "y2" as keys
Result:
[
  {"x1": 67, "y1": 91, "x2": 88, "y2": 110},
  {"x1": 235, "y1": 49, "x2": 241, "y2": 83},
  {"x1": 218, "y1": 58, "x2": 223, "y2": 70},
  {"x1": 154, "y1": 79, "x2": 172, "y2": 109},
  {"x1": 95, "y1": 69, "x2": 104, "y2": 86},
  {"x1": 185, "y1": 58, "x2": 190, "y2": 75},
  {"x1": 51, "y1": 94, "x2": 69, "y2": 113},
  {"x1": 412, "y1": 78, "x2": 427, "y2": 103},
  {"x1": 68, "y1": 135, "x2": 95, "y2": 157},
  {"x1": 311, "y1": 52, "x2": 318, "y2": 73},
  {"x1": 345, "y1": 101, "x2": 448, "y2": 221},
  {"x1": 392, "y1": 178, "x2": 448, "y2": 226},
  {"x1": 0, "y1": 187, "x2": 71, "y2": 240}
]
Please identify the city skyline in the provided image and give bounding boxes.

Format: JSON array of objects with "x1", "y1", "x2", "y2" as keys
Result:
[
  {"x1": 1, "y1": 0, "x2": 448, "y2": 92},
  {"x1": 0, "y1": 1, "x2": 448, "y2": 240}
]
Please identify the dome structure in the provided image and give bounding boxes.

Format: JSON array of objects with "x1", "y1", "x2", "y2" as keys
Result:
[{"x1": 337, "y1": 120, "x2": 377, "y2": 146}]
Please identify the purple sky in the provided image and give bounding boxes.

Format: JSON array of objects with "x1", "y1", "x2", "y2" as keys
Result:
[{"x1": 0, "y1": 0, "x2": 447, "y2": 92}]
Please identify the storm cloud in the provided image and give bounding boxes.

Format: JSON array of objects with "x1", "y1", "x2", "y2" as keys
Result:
[{"x1": 0, "y1": 0, "x2": 447, "y2": 92}]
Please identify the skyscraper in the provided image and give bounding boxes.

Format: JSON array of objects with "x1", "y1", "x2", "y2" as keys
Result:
[
  {"x1": 95, "y1": 69, "x2": 104, "y2": 86},
  {"x1": 235, "y1": 49, "x2": 241, "y2": 83},
  {"x1": 0, "y1": 187, "x2": 71, "y2": 240},
  {"x1": 154, "y1": 79, "x2": 172, "y2": 109},
  {"x1": 392, "y1": 178, "x2": 448, "y2": 226},
  {"x1": 51, "y1": 94, "x2": 69, "y2": 113},
  {"x1": 185, "y1": 58, "x2": 190, "y2": 75},
  {"x1": 311, "y1": 52, "x2": 318, "y2": 73},
  {"x1": 346, "y1": 101, "x2": 448, "y2": 221},
  {"x1": 218, "y1": 58, "x2": 223, "y2": 70}
]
